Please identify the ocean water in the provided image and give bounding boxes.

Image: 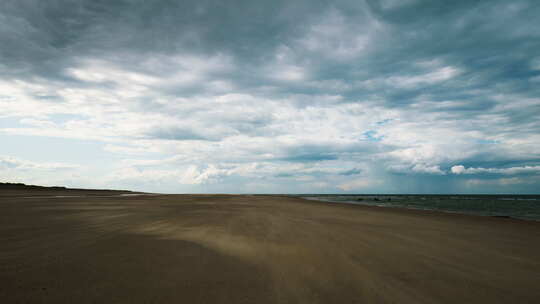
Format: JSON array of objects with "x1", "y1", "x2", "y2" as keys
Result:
[{"x1": 296, "y1": 194, "x2": 540, "y2": 221}]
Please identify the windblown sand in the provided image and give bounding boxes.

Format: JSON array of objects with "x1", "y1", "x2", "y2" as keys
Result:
[{"x1": 1, "y1": 193, "x2": 539, "y2": 303}]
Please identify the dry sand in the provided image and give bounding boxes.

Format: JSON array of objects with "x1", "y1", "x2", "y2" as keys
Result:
[{"x1": 1, "y1": 193, "x2": 539, "y2": 303}]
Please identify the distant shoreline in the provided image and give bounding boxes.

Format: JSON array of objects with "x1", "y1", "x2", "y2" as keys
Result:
[
  {"x1": 295, "y1": 194, "x2": 540, "y2": 222},
  {"x1": 0, "y1": 182, "x2": 143, "y2": 198},
  {"x1": 2, "y1": 183, "x2": 538, "y2": 221},
  {"x1": 0, "y1": 182, "x2": 134, "y2": 193}
]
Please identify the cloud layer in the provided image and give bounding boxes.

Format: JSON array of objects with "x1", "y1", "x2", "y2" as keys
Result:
[{"x1": 1, "y1": 0, "x2": 539, "y2": 193}]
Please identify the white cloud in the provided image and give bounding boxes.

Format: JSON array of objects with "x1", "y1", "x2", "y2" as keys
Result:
[
  {"x1": 387, "y1": 66, "x2": 461, "y2": 89},
  {"x1": 411, "y1": 164, "x2": 445, "y2": 175},
  {"x1": 0, "y1": 155, "x2": 80, "y2": 171},
  {"x1": 337, "y1": 179, "x2": 381, "y2": 191},
  {"x1": 465, "y1": 176, "x2": 539, "y2": 186},
  {"x1": 0, "y1": 155, "x2": 83, "y2": 188},
  {"x1": 179, "y1": 165, "x2": 229, "y2": 185},
  {"x1": 451, "y1": 165, "x2": 540, "y2": 175},
  {"x1": 270, "y1": 65, "x2": 307, "y2": 82},
  {"x1": 296, "y1": 8, "x2": 382, "y2": 60},
  {"x1": 451, "y1": 165, "x2": 466, "y2": 174}
]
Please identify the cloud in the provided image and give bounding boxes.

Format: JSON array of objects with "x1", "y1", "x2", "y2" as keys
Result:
[
  {"x1": 465, "y1": 176, "x2": 540, "y2": 187},
  {"x1": 179, "y1": 165, "x2": 230, "y2": 185},
  {"x1": 339, "y1": 168, "x2": 363, "y2": 176},
  {"x1": 451, "y1": 165, "x2": 540, "y2": 175},
  {"x1": 0, "y1": 155, "x2": 83, "y2": 188},
  {"x1": 337, "y1": 179, "x2": 382, "y2": 191},
  {"x1": 450, "y1": 165, "x2": 466, "y2": 174},
  {"x1": 0, "y1": 155, "x2": 80, "y2": 171},
  {"x1": 0, "y1": 0, "x2": 539, "y2": 193},
  {"x1": 411, "y1": 164, "x2": 445, "y2": 175},
  {"x1": 386, "y1": 66, "x2": 460, "y2": 89}
]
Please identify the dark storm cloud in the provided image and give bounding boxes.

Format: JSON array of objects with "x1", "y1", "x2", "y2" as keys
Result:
[
  {"x1": 4, "y1": 0, "x2": 539, "y2": 103},
  {"x1": 339, "y1": 168, "x2": 363, "y2": 176},
  {"x1": 1, "y1": 0, "x2": 327, "y2": 76}
]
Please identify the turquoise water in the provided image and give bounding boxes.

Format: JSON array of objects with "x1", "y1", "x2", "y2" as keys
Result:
[{"x1": 297, "y1": 195, "x2": 540, "y2": 221}]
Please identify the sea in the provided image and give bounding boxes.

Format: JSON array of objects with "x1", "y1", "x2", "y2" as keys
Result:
[{"x1": 294, "y1": 194, "x2": 540, "y2": 221}]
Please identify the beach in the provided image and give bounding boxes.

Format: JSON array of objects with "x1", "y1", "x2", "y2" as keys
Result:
[{"x1": 1, "y1": 192, "x2": 540, "y2": 303}]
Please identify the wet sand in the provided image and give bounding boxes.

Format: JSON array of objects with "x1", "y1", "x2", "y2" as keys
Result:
[{"x1": 1, "y1": 193, "x2": 540, "y2": 303}]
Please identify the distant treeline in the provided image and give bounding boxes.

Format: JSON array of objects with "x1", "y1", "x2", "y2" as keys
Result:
[
  {"x1": 0, "y1": 182, "x2": 67, "y2": 190},
  {"x1": 0, "y1": 182, "x2": 133, "y2": 193}
]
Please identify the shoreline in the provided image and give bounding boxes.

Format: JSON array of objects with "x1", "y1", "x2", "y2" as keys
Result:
[
  {"x1": 298, "y1": 196, "x2": 539, "y2": 222},
  {"x1": 294, "y1": 194, "x2": 540, "y2": 222},
  {"x1": 5, "y1": 190, "x2": 539, "y2": 222}
]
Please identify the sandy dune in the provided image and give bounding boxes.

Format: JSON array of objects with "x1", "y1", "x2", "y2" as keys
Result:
[{"x1": 1, "y1": 193, "x2": 539, "y2": 303}]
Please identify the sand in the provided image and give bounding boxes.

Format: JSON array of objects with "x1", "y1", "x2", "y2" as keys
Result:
[{"x1": 1, "y1": 193, "x2": 539, "y2": 303}]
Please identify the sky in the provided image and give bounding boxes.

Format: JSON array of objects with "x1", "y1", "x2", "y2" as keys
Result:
[{"x1": 1, "y1": 0, "x2": 540, "y2": 194}]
